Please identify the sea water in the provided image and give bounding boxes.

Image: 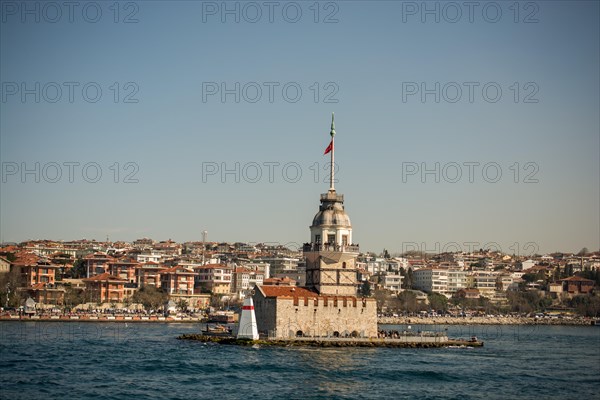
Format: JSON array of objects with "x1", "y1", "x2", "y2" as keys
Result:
[{"x1": 1, "y1": 322, "x2": 598, "y2": 399}]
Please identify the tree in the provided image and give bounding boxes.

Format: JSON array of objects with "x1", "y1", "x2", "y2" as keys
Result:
[
  {"x1": 402, "y1": 267, "x2": 414, "y2": 289},
  {"x1": 68, "y1": 259, "x2": 87, "y2": 279},
  {"x1": 428, "y1": 292, "x2": 448, "y2": 312},
  {"x1": 402, "y1": 250, "x2": 427, "y2": 259},
  {"x1": 506, "y1": 291, "x2": 552, "y2": 314},
  {"x1": 373, "y1": 289, "x2": 392, "y2": 313},
  {"x1": 522, "y1": 271, "x2": 547, "y2": 284},
  {"x1": 359, "y1": 280, "x2": 372, "y2": 297},
  {"x1": 176, "y1": 299, "x2": 189, "y2": 312},
  {"x1": 397, "y1": 291, "x2": 420, "y2": 314},
  {"x1": 131, "y1": 286, "x2": 167, "y2": 311},
  {"x1": 0, "y1": 269, "x2": 25, "y2": 308},
  {"x1": 552, "y1": 267, "x2": 561, "y2": 282},
  {"x1": 64, "y1": 286, "x2": 86, "y2": 309}
]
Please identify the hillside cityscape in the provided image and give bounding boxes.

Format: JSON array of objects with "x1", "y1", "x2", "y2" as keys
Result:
[{"x1": 1, "y1": 238, "x2": 599, "y2": 319}]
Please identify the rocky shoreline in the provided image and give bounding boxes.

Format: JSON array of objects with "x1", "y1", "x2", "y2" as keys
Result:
[
  {"x1": 378, "y1": 316, "x2": 596, "y2": 326},
  {"x1": 176, "y1": 334, "x2": 484, "y2": 348}
]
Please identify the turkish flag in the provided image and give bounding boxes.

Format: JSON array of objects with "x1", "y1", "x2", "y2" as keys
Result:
[{"x1": 324, "y1": 140, "x2": 333, "y2": 155}]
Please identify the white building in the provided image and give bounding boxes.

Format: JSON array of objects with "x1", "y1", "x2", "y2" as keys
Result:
[
  {"x1": 520, "y1": 259, "x2": 536, "y2": 271},
  {"x1": 413, "y1": 268, "x2": 449, "y2": 296},
  {"x1": 233, "y1": 267, "x2": 264, "y2": 299},
  {"x1": 447, "y1": 268, "x2": 468, "y2": 294},
  {"x1": 241, "y1": 262, "x2": 270, "y2": 279},
  {"x1": 136, "y1": 253, "x2": 164, "y2": 264},
  {"x1": 194, "y1": 264, "x2": 233, "y2": 295},
  {"x1": 471, "y1": 272, "x2": 497, "y2": 296},
  {"x1": 382, "y1": 274, "x2": 403, "y2": 293}
]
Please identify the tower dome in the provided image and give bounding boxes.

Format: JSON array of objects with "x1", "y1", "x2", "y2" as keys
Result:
[
  {"x1": 311, "y1": 194, "x2": 351, "y2": 228},
  {"x1": 310, "y1": 190, "x2": 353, "y2": 246}
]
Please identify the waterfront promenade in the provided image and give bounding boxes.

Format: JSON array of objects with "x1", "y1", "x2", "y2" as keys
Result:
[
  {"x1": 379, "y1": 315, "x2": 595, "y2": 326},
  {"x1": 0, "y1": 313, "x2": 202, "y2": 323},
  {"x1": 1, "y1": 312, "x2": 595, "y2": 325}
]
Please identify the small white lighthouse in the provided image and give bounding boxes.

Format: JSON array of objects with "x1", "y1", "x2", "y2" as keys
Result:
[{"x1": 237, "y1": 297, "x2": 259, "y2": 340}]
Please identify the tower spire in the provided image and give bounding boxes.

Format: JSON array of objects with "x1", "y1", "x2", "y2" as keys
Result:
[{"x1": 329, "y1": 112, "x2": 335, "y2": 191}]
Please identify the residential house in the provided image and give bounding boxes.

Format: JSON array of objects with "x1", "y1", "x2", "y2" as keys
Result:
[
  {"x1": 382, "y1": 273, "x2": 403, "y2": 293},
  {"x1": 83, "y1": 253, "x2": 115, "y2": 278},
  {"x1": 12, "y1": 252, "x2": 59, "y2": 287},
  {"x1": 0, "y1": 256, "x2": 11, "y2": 273},
  {"x1": 413, "y1": 268, "x2": 449, "y2": 295},
  {"x1": 135, "y1": 262, "x2": 163, "y2": 288},
  {"x1": 108, "y1": 260, "x2": 139, "y2": 285},
  {"x1": 194, "y1": 264, "x2": 233, "y2": 295},
  {"x1": 83, "y1": 273, "x2": 128, "y2": 303},
  {"x1": 233, "y1": 267, "x2": 264, "y2": 299},
  {"x1": 159, "y1": 266, "x2": 196, "y2": 295},
  {"x1": 560, "y1": 276, "x2": 595, "y2": 295},
  {"x1": 454, "y1": 288, "x2": 480, "y2": 299}
]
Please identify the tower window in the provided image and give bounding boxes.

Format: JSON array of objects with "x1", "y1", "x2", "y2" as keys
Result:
[
  {"x1": 315, "y1": 235, "x2": 321, "y2": 244},
  {"x1": 327, "y1": 234, "x2": 335, "y2": 244},
  {"x1": 342, "y1": 235, "x2": 348, "y2": 245}
]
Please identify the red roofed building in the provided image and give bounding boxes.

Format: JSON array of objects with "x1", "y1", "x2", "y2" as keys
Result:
[
  {"x1": 12, "y1": 252, "x2": 59, "y2": 287},
  {"x1": 159, "y1": 266, "x2": 195, "y2": 295},
  {"x1": 253, "y1": 284, "x2": 377, "y2": 338},
  {"x1": 23, "y1": 283, "x2": 66, "y2": 306},
  {"x1": 454, "y1": 288, "x2": 481, "y2": 299},
  {"x1": 83, "y1": 273, "x2": 128, "y2": 303},
  {"x1": 83, "y1": 253, "x2": 116, "y2": 278},
  {"x1": 560, "y1": 276, "x2": 595, "y2": 295},
  {"x1": 107, "y1": 260, "x2": 139, "y2": 284},
  {"x1": 135, "y1": 262, "x2": 163, "y2": 288}
]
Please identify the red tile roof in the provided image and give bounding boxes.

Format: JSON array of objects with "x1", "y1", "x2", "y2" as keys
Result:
[
  {"x1": 12, "y1": 252, "x2": 40, "y2": 266},
  {"x1": 561, "y1": 276, "x2": 595, "y2": 283},
  {"x1": 159, "y1": 265, "x2": 195, "y2": 274},
  {"x1": 0, "y1": 245, "x2": 20, "y2": 254}
]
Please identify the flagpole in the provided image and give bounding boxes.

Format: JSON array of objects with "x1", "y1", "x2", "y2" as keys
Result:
[{"x1": 329, "y1": 113, "x2": 335, "y2": 191}]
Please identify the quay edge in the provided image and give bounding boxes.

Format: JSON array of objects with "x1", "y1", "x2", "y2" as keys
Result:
[{"x1": 176, "y1": 334, "x2": 484, "y2": 348}]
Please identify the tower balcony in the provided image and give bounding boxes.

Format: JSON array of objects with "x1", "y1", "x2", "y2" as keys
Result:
[
  {"x1": 320, "y1": 192, "x2": 344, "y2": 203},
  {"x1": 303, "y1": 243, "x2": 359, "y2": 253}
]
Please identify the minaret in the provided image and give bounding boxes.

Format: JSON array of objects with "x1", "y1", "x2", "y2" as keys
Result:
[{"x1": 304, "y1": 114, "x2": 359, "y2": 296}]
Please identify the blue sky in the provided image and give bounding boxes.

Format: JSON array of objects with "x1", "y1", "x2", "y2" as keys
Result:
[{"x1": 1, "y1": 0, "x2": 598, "y2": 255}]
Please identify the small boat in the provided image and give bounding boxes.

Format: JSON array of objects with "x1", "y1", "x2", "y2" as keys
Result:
[
  {"x1": 202, "y1": 324, "x2": 232, "y2": 337},
  {"x1": 207, "y1": 312, "x2": 235, "y2": 323}
]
